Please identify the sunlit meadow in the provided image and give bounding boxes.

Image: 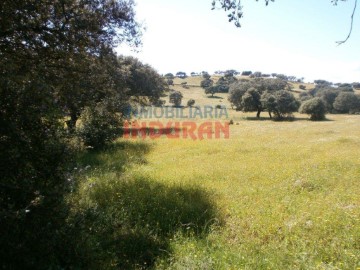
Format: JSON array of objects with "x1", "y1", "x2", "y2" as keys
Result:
[{"x1": 73, "y1": 78, "x2": 360, "y2": 269}]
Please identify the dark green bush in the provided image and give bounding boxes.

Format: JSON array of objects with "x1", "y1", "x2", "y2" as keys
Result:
[
  {"x1": 77, "y1": 105, "x2": 123, "y2": 149},
  {"x1": 300, "y1": 97, "x2": 327, "y2": 120},
  {"x1": 187, "y1": 99, "x2": 195, "y2": 107}
]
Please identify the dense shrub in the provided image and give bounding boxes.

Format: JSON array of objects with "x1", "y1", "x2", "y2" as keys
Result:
[
  {"x1": 241, "y1": 71, "x2": 252, "y2": 76},
  {"x1": 299, "y1": 91, "x2": 312, "y2": 101},
  {"x1": 261, "y1": 90, "x2": 300, "y2": 119},
  {"x1": 164, "y1": 73, "x2": 175, "y2": 79},
  {"x1": 167, "y1": 78, "x2": 174, "y2": 85},
  {"x1": 187, "y1": 99, "x2": 195, "y2": 107},
  {"x1": 228, "y1": 78, "x2": 290, "y2": 118},
  {"x1": 201, "y1": 78, "x2": 214, "y2": 88},
  {"x1": 77, "y1": 105, "x2": 123, "y2": 149},
  {"x1": 300, "y1": 97, "x2": 327, "y2": 120},
  {"x1": 169, "y1": 91, "x2": 183, "y2": 107},
  {"x1": 153, "y1": 99, "x2": 165, "y2": 107},
  {"x1": 333, "y1": 92, "x2": 360, "y2": 113}
]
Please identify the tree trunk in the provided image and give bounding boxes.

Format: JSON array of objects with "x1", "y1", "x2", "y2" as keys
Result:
[
  {"x1": 256, "y1": 109, "x2": 261, "y2": 118},
  {"x1": 268, "y1": 111, "x2": 272, "y2": 119}
]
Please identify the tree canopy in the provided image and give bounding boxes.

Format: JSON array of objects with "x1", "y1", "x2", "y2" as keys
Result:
[
  {"x1": 0, "y1": 0, "x2": 143, "y2": 267},
  {"x1": 228, "y1": 78, "x2": 294, "y2": 118}
]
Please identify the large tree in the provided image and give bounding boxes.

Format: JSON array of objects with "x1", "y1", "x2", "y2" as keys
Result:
[
  {"x1": 228, "y1": 78, "x2": 290, "y2": 118},
  {"x1": 333, "y1": 92, "x2": 360, "y2": 113},
  {"x1": 118, "y1": 55, "x2": 167, "y2": 105},
  {"x1": 0, "y1": 0, "x2": 141, "y2": 267}
]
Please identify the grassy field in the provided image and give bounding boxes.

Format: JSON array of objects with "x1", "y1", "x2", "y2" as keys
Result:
[{"x1": 72, "y1": 81, "x2": 360, "y2": 269}]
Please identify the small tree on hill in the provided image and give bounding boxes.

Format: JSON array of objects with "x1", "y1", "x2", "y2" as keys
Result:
[
  {"x1": 165, "y1": 73, "x2": 175, "y2": 79},
  {"x1": 167, "y1": 78, "x2": 174, "y2": 86},
  {"x1": 169, "y1": 91, "x2": 183, "y2": 107},
  {"x1": 202, "y1": 72, "x2": 211, "y2": 80},
  {"x1": 241, "y1": 71, "x2": 252, "y2": 76},
  {"x1": 176, "y1": 71, "x2": 187, "y2": 79},
  {"x1": 187, "y1": 99, "x2": 195, "y2": 107},
  {"x1": 300, "y1": 98, "x2": 327, "y2": 120},
  {"x1": 205, "y1": 85, "x2": 219, "y2": 97},
  {"x1": 200, "y1": 78, "x2": 213, "y2": 88}
]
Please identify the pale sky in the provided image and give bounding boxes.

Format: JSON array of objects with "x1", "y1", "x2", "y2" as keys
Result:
[{"x1": 116, "y1": 0, "x2": 360, "y2": 83}]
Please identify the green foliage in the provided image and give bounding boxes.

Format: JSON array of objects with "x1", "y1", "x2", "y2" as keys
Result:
[
  {"x1": 0, "y1": 0, "x2": 141, "y2": 267},
  {"x1": 299, "y1": 91, "x2": 313, "y2": 101},
  {"x1": 241, "y1": 88, "x2": 262, "y2": 112},
  {"x1": 169, "y1": 90, "x2": 183, "y2": 107},
  {"x1": 314, "y1": 79, "x2": 332, "y2": 86},
  {"x1": 228, "y1": 78, "x2": 290, "y2": 117},
  {"x1": 252, "y1": 71, "x2": 262, "y2": 78},
  {"x1": 311, "y1": 85, "x2": 355, "y2": 113},
  {"x1": 215, "y1": 74, "x2": 238, "y2": 93},
  {"x1": 205, "y1": 86, "x2": 219, "y2": 97},
  {"x1": 266, "y1": 90, "x2": 300, "y2": 119},
  {"x1": 333, "y1": 92, "x2": 360, "y2": 113},
  {"x1": 165, "y1": 73, "x2": 175, "y2": 79},
  {"x1": 118, "y1": 56, "x2": 167, "y2": 104},
  {"x1": 176, "y1": 72, "x2": 187, "y2": 79},
  {"x1": 202, "y1": 72, "x2": 211, "y2": 80},
  {"x1": 77, "y1": 105, "x2": 123, "y2": 149},
  {"x1": 300, "y1": 97, "x2": 327, "y2": 120},
  {"x1": 241, "y1": 71, "x2": 252, "y2": 76},
  {"x1": 200, "y1": 78, "x2": 214, "y2": 89},
  {"x1": 66, "y1": 142, "x2": 220, "y2": 269},
  {"x1": 187, "y1": 99, "x2": 196, "y2": 107},
  {"x1": 167, "y1": 78, "x2": 174, "y2": 85},
  {"x1": 153, "y1": 99, "x2": 166, "y2": 107}
]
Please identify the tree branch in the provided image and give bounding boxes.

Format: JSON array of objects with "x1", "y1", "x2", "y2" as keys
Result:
[{"x1": 336, "y1": 0, "x2": 358, "y2": 45}]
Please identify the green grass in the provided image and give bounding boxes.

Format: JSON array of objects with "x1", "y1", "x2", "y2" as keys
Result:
[{"x1": 69, "y1": 83, "x2": 360, "y2": 269}]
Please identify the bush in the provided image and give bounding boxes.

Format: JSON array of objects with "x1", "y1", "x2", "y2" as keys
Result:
[
  {"x1": 261, "y1": 90, "x2": 300, "y2": 119},
  {"x1": 300, "y1": 97, "x2": 327, "y2": 120},
  {"x1": 166, "y1": 78, "x2": 174, "y2": 85},
  {"x1": 200, "y1": 78, "x2": 213, "y2": 89},
  {"x1": 169, "y1": 90, "x2": 183, "y2": 107},
  {"x1": 153, "y1": 99, "x2": 165, "y2": 107},
  {"x1": 187, "y1": 99, "x2": 195, "y2": 107},
  {"x1": 164, "y1": 73, "x2": 175, "y2": 79},
  {"x1": 299, "y1": 85, "x2": 306, "y2": 90},
  {"x1": 77, "y1": 104, "x2": 123, "y2": 149},
  {"x1": 241, "y1": 71, "x2": 252, "y2": 76},
  {"x1": 333, "y1": 92, "x2": 360, "y2": 113},
  {"x1": 299, "y1": 91, "x2": 312, "y2": 101}
]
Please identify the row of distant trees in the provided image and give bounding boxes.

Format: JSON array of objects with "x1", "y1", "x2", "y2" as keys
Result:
[
  {"x1": 300, "y1": 82, "x2": 360, "y2": 115},
  {"x1": 165, "y1": 71, "x2": 304, "y2": 82},
  {"x1": 227, "y1": 78, "x2": 360, "y2": 120}
]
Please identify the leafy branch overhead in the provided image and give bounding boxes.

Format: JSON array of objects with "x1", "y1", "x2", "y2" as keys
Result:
[
  {"x1": 211, "y1": 0, "x2": 274, "y2": 27},
  {"x1": 212, "y1": 0, "x2": 358, "y2": 44}
]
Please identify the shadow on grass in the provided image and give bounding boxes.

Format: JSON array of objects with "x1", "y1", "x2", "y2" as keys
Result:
[
  {"x1": 76, "y1": 140, "x2": 152, "y2": 174},
  {"x1": 123, "y1": 127, "x2": 184, "y2": 139},
  {"x1": 207, "y1": 95, "x2": 224, "y2": 99},
  {"x1": 244, "y1": 116, "x2": 333, "y2": 122},
  {"x1": 66, "y1": 141, "x2": 221, "y2": 269}
]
